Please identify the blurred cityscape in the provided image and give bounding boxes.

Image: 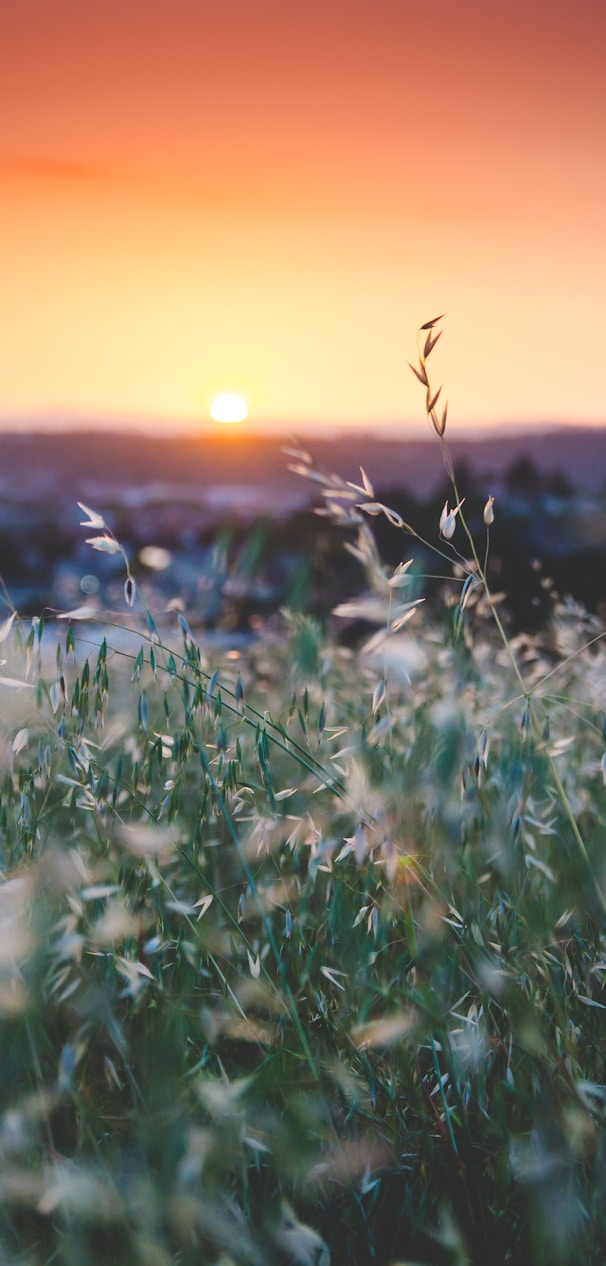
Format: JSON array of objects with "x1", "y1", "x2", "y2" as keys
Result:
[{"x1": 1, "y1": 427, "x2": 606, "y2": 635}]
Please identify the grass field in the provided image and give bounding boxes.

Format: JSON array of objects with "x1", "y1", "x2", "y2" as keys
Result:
[{"x1": 1, "y1": 325, "x2": 606, "y2": 1265}]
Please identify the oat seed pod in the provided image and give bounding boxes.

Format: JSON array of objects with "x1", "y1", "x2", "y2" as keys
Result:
[
  {"x1": 442, "y1": 512, "x2": 457, "y2": 540},
  {"x1": 483, "y1": 496, "x2": 495, "y2": 526},
  {"x1": 440, "y1": 498, "x2": 464, "y2": 540}
]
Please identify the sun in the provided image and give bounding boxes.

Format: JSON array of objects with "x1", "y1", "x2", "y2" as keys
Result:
[{"x1": 210, "y1": 393, "x2": 249, "y2": 424}]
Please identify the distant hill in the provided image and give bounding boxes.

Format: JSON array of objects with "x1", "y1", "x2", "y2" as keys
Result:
[{"x1": 1, "y1": 425, "x2": 606, "y2": 507}]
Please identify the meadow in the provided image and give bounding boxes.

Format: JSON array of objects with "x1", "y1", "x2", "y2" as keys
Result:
[{"x1": 1, "y1": 322, "x2": 606, "y2": 1265}]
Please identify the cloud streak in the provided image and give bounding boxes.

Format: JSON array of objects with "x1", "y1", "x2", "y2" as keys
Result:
[{"x1": 0, "y1": 156, "x2": 108, "y2": 183}]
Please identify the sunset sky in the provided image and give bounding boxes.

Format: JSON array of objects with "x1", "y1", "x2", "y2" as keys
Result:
[{"x1": 1, "y1": 0, "x2": 605, "y2": 434}]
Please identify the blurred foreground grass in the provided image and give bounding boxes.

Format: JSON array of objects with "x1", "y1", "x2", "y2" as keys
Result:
[{"x1": 1, "y1": 565, "x2": 606, "y2": 1265}]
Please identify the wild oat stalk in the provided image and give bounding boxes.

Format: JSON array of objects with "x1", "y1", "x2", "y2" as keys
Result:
[{"x1": 409, "y1": 316, "x2": 606, "y2": 915}]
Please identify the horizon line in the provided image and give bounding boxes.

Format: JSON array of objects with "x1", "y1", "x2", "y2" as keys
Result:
[{"x1": 1, "y1": 414, "x2": 605, "y2": 443}]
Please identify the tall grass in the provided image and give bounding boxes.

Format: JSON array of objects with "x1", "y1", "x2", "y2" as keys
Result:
[{"x1": 1, "y1": 321, "x2": 606, "y2": 1264}]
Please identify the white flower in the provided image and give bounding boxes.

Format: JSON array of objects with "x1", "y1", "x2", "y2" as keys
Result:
[{"x1": 483, "y1": 495, "x2": 495, "y2": 526}]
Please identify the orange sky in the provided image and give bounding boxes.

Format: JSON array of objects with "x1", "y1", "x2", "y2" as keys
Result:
[{"x1": 1, "y1": 0, "x2": 605, "y2": 433}]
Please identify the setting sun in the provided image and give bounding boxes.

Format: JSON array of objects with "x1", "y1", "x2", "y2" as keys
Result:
[{"x1": 210, "y1": 393, "x2": 249, "y2": 424}]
